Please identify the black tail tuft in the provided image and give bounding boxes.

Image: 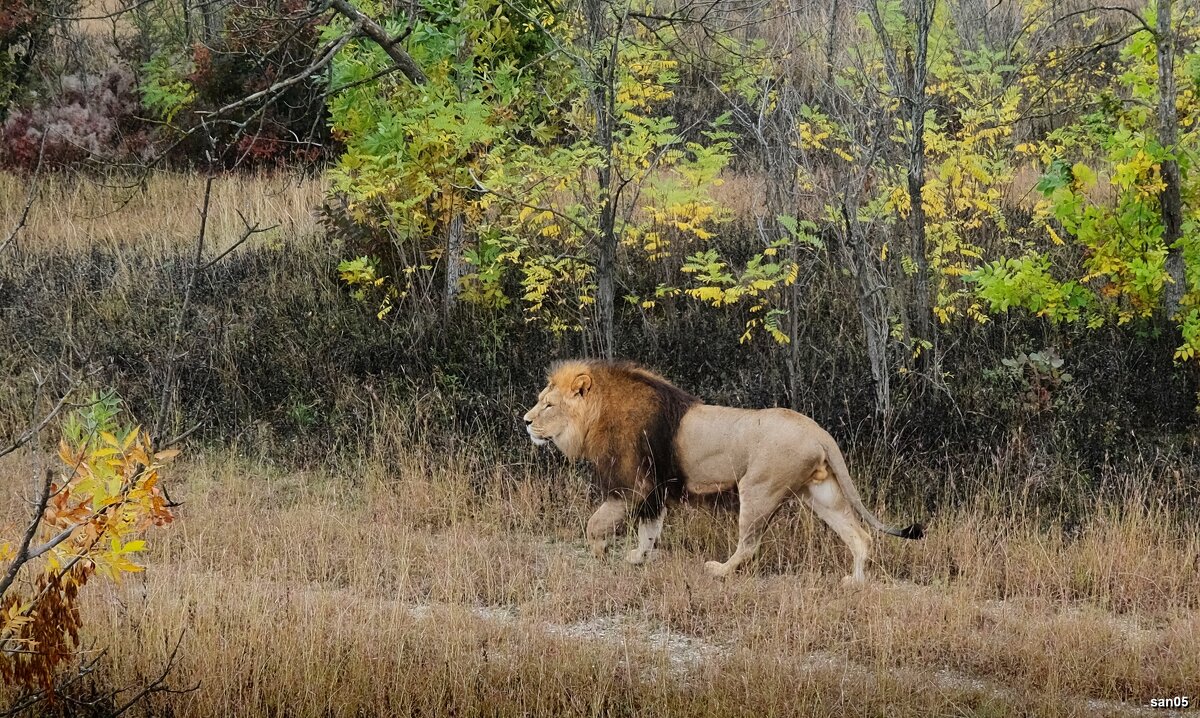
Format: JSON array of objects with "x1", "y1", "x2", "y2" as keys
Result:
[{"x1": 897, "y1": 523, "x2": 925, "y2": 540}]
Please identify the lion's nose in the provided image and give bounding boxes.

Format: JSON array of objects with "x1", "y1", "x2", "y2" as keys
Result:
[{"x1": 524, "y1": 417, "x2": 533, "y2": 426}]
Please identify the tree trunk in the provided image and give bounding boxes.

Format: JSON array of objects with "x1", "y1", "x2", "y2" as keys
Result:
[
  {"x1": 840, "y1": 205, "x2": 891, "y2": 419},
  {"x1": 181, "y1": 0, "x2": 193, "y2": 45},
  {"x1": 824, "y1": 0, "x2": 841, "y2": 85},
  {"x1": 908, "y1": 0, "x2": 933, "y2": 360},
  {"x1": 596, "y1": 161, "x2": 617, "y2": 360},
  {"x1": 865, "y1": 0, "x2": 934, "y2": 369},
  {"x1": 444, "y1": 210, "x2": 466, "y2": 317},
  {"x1": 583, "y1": 0, "x2": 617, "y2": 360},
  {"x1": 201, "y1": 0, "x2": 220, "y2": 43},
  {"x1": 1157, "y1": 0, "x2": 1185, "y2": 319}
]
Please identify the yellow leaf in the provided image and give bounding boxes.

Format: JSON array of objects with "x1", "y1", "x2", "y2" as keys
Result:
[{"x1": 59, "y1": 441, "x2": 75, "y2": 465}]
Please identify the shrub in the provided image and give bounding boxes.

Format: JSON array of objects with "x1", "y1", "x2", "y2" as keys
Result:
[
  {"x1": 0, "y1": 67, "x2": 148, "y2": 170},
  {"x1": 170, "y1": 0, "x2": 331, "y2": 168}
]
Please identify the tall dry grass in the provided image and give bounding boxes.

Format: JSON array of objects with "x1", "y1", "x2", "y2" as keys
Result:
[
  {"x1": 0, "y1": 171, "x2": 326, "y2": 255},
  {"x1": 2, "y1": 404, "x2": 1196, "y2": 717}
]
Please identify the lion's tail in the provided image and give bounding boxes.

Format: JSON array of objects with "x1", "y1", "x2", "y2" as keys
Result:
[{"x1": 822, "y1": 439, "x2": 924, "y2": 541}]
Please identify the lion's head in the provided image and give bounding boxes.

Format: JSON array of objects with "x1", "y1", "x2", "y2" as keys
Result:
[{"x1": 522, "y1": 360, "x2": 596, "y2": 459}]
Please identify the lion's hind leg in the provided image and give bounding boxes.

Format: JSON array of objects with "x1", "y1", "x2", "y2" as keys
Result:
[
  {"x1": 704, "y1": 480, "x2": 789, "y2": 579},
  {"x1": 805, "y1": 478, "x2": 872, "y2": 585}
]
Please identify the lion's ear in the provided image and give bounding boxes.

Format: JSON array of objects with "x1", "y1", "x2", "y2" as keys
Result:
[{"x1": 571, "y1": 373, "x2": 592, "y2": 397}]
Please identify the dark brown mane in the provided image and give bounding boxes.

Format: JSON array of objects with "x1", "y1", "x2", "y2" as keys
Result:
[{"x1": 553, "y1": 359, "x2": 698, "y2": 519}]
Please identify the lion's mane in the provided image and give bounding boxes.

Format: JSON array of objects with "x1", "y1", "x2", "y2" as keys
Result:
[{"x1": 548, "y1": 360, "x2": 697, "y2": 517}]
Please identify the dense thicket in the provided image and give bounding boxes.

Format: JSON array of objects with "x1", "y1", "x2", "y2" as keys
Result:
[{"x1": 1, "y1": 229, "x2": 1196, "y2": 518}]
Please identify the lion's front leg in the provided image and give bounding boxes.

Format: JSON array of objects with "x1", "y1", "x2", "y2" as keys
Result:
[
  {"x1": 586, "y1": 495, "x2": 632, "y2": 559},
  {"x1": 625, "y1": 507, "x2": 666, "y2": 565}
]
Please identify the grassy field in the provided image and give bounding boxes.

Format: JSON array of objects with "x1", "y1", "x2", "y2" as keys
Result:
[{"x1": 4, "y1": 421, "x2": 1198, "y2": 717}]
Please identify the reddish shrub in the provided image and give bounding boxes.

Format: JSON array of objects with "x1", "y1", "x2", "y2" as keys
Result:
[
  {"x1": 176, "y1": 1, "x2": 332, "y2": 169},
  {"x1": 1, "y1": 67, "x2": 149, "y2": 170}
]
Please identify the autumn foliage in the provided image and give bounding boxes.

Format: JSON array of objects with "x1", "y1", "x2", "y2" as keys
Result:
[{"x1": 0, "y1": 392, "x2": 175, "y2": 695}]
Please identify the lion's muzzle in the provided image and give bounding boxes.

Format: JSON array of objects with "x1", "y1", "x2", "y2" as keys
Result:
[{"x1": 526, "y1": 425, "x2": 549, "y2": 447}]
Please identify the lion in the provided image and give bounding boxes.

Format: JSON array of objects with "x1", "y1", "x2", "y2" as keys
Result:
[{"x1": 522, "y1": 359, "x2": 923, "y2": 583}]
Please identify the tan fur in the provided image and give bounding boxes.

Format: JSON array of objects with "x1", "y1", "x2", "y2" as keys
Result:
[{"x1": 524, "y1": 361, "x2": 922, "y2": 583}]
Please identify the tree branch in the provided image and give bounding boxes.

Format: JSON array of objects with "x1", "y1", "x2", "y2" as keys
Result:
[
  {"x1": 197, "y1": 26, "x2": 361, "y2": 122},
  {"x1": 327, "y1": 0, "x2": 428, "y2": 85},
  {"x1": 0, "y1": 381, "x2": 78, "y2": 462},
  {"x1": 0, "y1": 469, "x2": 54, "y2": 600},
  {"x1": 151, "y1": 173, "x2": 214, "y2": 446},
  {"x1": 200, "y1": 211, "x2": 278, "y2": 271}
]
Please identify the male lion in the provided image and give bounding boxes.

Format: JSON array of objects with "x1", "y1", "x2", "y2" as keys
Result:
[{"x1": 523, "y1": 359, "x2": 923, "y2": 583}]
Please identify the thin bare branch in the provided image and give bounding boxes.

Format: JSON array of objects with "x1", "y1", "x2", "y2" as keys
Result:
[
  {"x1": 200, "y1": 211, "x2": 278, "y2": 271},
  {"x1": 151, "y1": 174, "x2": 214, "y2": 446},
  {"x1": 0, "y1": 469, "x2": 54, "y2": 600},
  {"x1": 0, "y1": 134, "x2": 47, "y2": 256},
  {"x1": 197, "y1": 27, "x2": 361, "y2": 122},
  {"x1": 159, "y1": 421, "x2": 203, "y2": 451},
  {"x1": 110, "y1": 629, "x2": 196, "y2": 717},
  {"x1": 0, "y1": 383, "x2": 78, "y2": 462}
]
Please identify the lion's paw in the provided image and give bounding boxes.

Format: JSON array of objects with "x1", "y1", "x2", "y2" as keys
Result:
[
  {"x1": 840, "y1": 574, "x2": 867, "y2": 589},
  {"x1": 704, "y1": 560, "x2": 731, "y2": 579},
  {"x1": 588, "y1": 540, "x2": 609, "y2": 560}
]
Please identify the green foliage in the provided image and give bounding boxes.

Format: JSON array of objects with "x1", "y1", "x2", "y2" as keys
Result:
[
  {"x1": 968, "y1": 253, "x2": 1092, "y2": 322},
  {"x1": 328, "y1": 0, "x2": 564, "y2": 300},
  {"x1": 328, "y1": 0, "x2": 793, "y2": 342},
  {"x1": 338, "y1": 256, "x2": 400, "y2": 319},
  {"x1": 967, "y1": 11, "x2": 1200, "y2": 359},
  {"x1": 321, "y1": 0, "x2": 1200, "y2": 365},
  {"x1": 919, "y1": 45, "x2": 1021, "y2": 325},
  {"x1": 1000, "y1": 348, "x2": 1074, "y2": 414},
  {"x1": 776, "y1": 216, "x2": 825, "y2": 250},
  {"x1": 139, "y1": 51, "x2": 195, "y2": 123}
]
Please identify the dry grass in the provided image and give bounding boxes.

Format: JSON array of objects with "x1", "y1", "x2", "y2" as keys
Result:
[
  {"x1": 3, "y1": 421, "x2": 1197, "y2": 717},
  {"x1": 0, "y1": 171, "x2": 326, "y2": 254}
]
